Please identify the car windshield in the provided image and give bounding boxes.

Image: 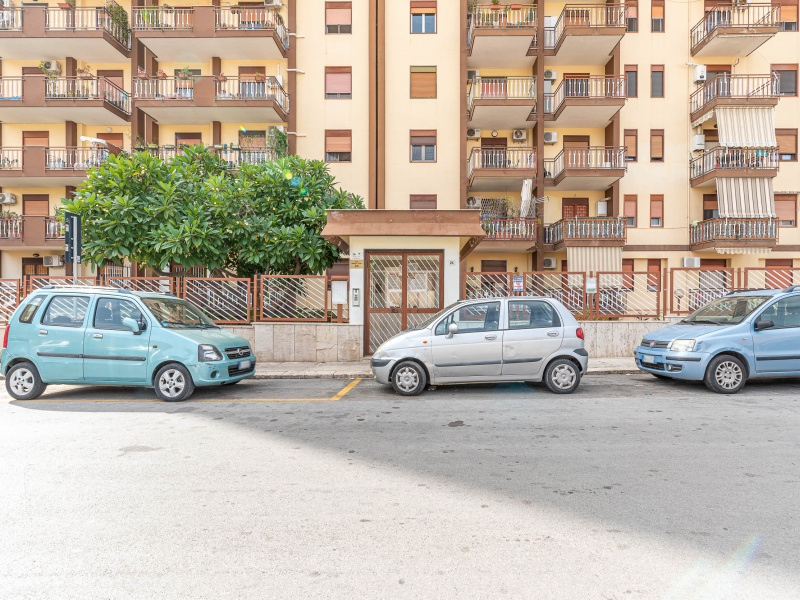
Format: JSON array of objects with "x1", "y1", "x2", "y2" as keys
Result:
[
  {"x1": 141, "y1": 297, "x2": 219, "y2": 329},
  {"x1": 681, "y1": 295, "x2": 771, "y2": 325},
  {"x1": 408, "y1": 302, "x2": 462, "y2": 330}
]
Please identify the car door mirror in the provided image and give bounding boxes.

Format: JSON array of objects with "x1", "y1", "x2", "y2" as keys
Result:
[
  {"x1": 122, "y1": 317, "x2": 141, "y2": 333},
  {"x1": 446, "y1": 323, "x2": 458, "y2": 339},
  {"x1": 754, "y1": 319, "x2": 774, "y2": 331}
]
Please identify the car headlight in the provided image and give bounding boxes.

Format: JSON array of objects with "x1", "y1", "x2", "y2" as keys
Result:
[
  {"x1": 669, "y1": 339, "x2": 696, "y2": 352},
  {"x1": 198, "y1": 344, "x2": 223, "y2": 362}
]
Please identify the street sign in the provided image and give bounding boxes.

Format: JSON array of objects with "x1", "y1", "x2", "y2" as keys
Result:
[
  {"x1": 586, "y1": 277, "x2": 597, "y2": 294},
  {"x1": 512, "y1": 275, "x2": 524, "y2": 293}
]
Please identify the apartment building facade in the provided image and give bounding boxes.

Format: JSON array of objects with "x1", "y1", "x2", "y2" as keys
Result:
[{"x1": 1, "y1": 0, "x2": 799, "y2": 352}]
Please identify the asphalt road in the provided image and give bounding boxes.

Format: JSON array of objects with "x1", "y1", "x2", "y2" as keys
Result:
[{"x1": 1, "y1": 374, "x2": 799, "y2": 599}]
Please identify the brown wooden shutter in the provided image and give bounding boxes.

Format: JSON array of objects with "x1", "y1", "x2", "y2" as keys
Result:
[
  {"x1": 775, "y1": 195, "x2": 797, "y2": 222},
  {"x1": 326, "y1": 2, "x2": 352, "y2": 25},
  {"x1": 624, "y1": 195, "x2": 637, "y2": 225},
  {"x1": 703, "y1": 194, "x2": 718, "y2": 210},
  {"x1": 410, "y1": 195, "x2": 437, "y2": 209},
  {"x1": 325, "y1": 130, "x2": 351, "y2": 152},
  {"x1": 411, "y1": 1, "x2": 437, "y2": 14},
  {"x1": 651, "y1": 0, "x2": 664, "y2": 19},
  {"x1": 624, "y1": 129, "x2": 637, "y2": 160},
  {"x1": 650, "y1": 195, "x2": 663, "y2": 225},
  {"x1": 22, "y1": 131, "x2": 50, "y2": 147},
  {"x1": 777, "y1": 129, "x2": 797, "y2": 155},
  {"x1": 23, "y1": 195, "x2": 50, "y2": 216},
  {"x1": 410, "y1": 129, "x2": 437, "y2": 145},
  {"x1": 410, "y1": 67, "x2": 436, "y2": 98},
  {"x1": 650, "y1": 130, "x2": 664, "y2": 161},
  {"x1": 325, "y1": 67, "x2": 352, "y2": 95}
]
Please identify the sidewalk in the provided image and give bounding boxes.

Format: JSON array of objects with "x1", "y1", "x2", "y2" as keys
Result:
[{"x1": 253, "y1": 358, "x2": 639, "y2": 379}]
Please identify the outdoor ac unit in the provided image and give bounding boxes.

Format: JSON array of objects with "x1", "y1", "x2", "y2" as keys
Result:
[
  {"x1": 268, "y1": 125, "x2": 285, "y2": 136},
  {"x1": 41, "y1": 60, "x2": 61, "y2": 75},
  {"x1": 0, "y1": 0, "x2": 15, "y2": 8},
  {"x1": 466, "y1": 197, "x2": 480, "y2": 210},
  {"x1": 467, "y1": 128, "x2": 482, "y2": 140},
  {"x1": 543, "y1": 257, "x2": 557, "y2": 270},
  {"x1": 596, "y1": 200, "x2": 609, "y2": 217},
  {"x1": 692, "y1": 134, "x2": 706, "y2": 151},
  {"x1": 264, "y1": 0, "x2": 282, "y2": 6},
  {"x1": 467, "y1": 70, "x2": 480, "y2": 81},
  {"x1": 543, "y1": 131, "x2": 558, "y2": 145},
  {"x1": 0, "y1": 193, "x2": 17, "y2": 205},
  {"x1": 512, "y1": 129, "x2": 527, "y2": 143},
  {"x1": 42, "y1": 255, "x2": 64, "y2": 268},
  {"x1": 693, "y1": 65, "x2": 707, "y2": 84},
  {"x1": 682, "y1": 257, "x2": 701, "y2": 268},
  {"x1": 543, "y1": 69, "x2": 557, "y2": 82}
]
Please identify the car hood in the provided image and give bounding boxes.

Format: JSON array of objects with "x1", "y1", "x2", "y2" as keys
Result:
[
  {"x1": 642, "y1": 323, "x2": 728, "y2": 342},
  {"x1": 374, "y1": 328, "x2": 430, "y2": 354},
  {"x1": 166, "y1": 327, "x2": 251, "y2": 349}
]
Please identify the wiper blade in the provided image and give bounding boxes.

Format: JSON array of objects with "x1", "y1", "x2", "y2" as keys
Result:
[{"x1": 687, "y1": 319, "x2": 724, "y2": 325}]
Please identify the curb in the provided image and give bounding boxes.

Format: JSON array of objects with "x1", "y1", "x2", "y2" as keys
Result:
[{"x1": 252, "y1": 367, "x2": 641, "y2": 380}]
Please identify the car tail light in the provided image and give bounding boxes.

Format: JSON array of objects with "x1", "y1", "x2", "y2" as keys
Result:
[
  {"x1": 2, "y1": 325, "x2": 9, "y2": 349},
  {"x1": 576, "y1": 327, "x2": 584, "y2": 340}
]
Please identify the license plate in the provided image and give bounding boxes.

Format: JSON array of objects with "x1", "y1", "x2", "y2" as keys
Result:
[
  {"x1": 238, "y1": 360, "x2": 251, "y2": 370},
  {"x1": 643, "y1": 355, "x2": 655, "y2": 364}
]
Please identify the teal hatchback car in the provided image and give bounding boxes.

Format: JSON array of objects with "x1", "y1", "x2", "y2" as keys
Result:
[{"x1": 1, "y1": 286, "x2": 255, "y2": 402}]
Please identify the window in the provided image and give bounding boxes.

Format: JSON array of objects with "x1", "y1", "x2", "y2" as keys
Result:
[
  {"x1": 703, "y1": 194, "x2": 719, "y2": 220},
  {"x1": 777, "y1": 129, "x2": 797, "y2": 161},
  {"x1": 627, "y1": 0, "x2": 638, "y2": 31},
  {"x1": 434, "y1": 301, "x2": 500, "y2": 335},
  {"x1": 772, "y1": 64, "x2": 798, "y2": 96},
  {"x1": 624, "y1": 129, "x2": 638, "y2": 162},
  {"x1": 325, "y1": 67, "x2": 352, "y2": 99},
  {"x1": 18, "y1": 295, "x2": 45, "y2": 324},
  {"x1": 410, "y1": 66, "x2": 437, "y2": 98},
  {"x1": 775, "y1": 194, "x2": 797, "y2": 227},
  {"x1": 651, "y1": 0, "x2": 664, "y2": 31},
  {"x1": 650, "y1": 195, "x2": 663, "y2": 227},
  {"x1": 411, "y1": 1, "x2": 436, "y2": 33},
  {"x1": 650, "y1": 130, "x2": 664, "y2": 162},
  {"x1": 624, "y1": 195, "x2": 637, "y2": 227},
  {"x1": 325, "y1": 1, "x2": 352, "y2": 34},
  {"x1": 758, "y1": 295, "x2": 800, "y2": 329},
  {"x1": 777, "y1": 0, "x2": 798, "y2": 31},
  {"x1": 410, "y1": 130, "x2": 436, "y2": 162},
  {"x1": 625, "y1": 65, "x2": 638, "y2": 97},
  {"x1": 94, "y1": 298, "x2": 147, "y2": 331},
  {"x1": 651, "y1": 65, "x2": 664, "y2": 97},
  {"x1": 410, "y1": 194, "x2": 437, "y2": 209},
  {"x1": 325, "y1": 130, "x2": 351, "y2": 162},
  {"x1": 508, "y1": 301, "x2": 561, "y2": 330},
  {"x1": 42, "y1": 295, "x2": 89, "y2": 328}
]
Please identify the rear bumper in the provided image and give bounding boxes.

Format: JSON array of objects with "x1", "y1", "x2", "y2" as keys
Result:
[{"x1": 635, "y1": 347, "x2": 708, "y2": 380}]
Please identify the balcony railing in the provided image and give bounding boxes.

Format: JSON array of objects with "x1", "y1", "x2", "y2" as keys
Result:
[
  {"x1": 689, "y1": 74, "x2": 780, "y2": 116},
  {"x1": 0, "y1": 7, "x2": 22, "y2": 30},
  {"x1": 141, "y1": 146, "x2": 277, "y2": 168},
  {"x1": 134, "y1": 76, "x2": 196, "y2": 100},
  {"x1": 690, "y1": 4, "x2": 780, "y2": 52},
  {"x1": 45, "y1": 216, "x2": 65, "y2": 240},
  {"x1": 468, "y1": 76, "x2": 536, "y2": 110},
  {"x1": 0, "y1": 215, "x2": 73, "y2": 242},
  {"x1": 45, "y1": 147, "x2": 110, "y2": 171},
  {"x1": 45, "y1": 6, "x2": 131, "y2": 49},
  {"x1": 216, "y1": 76, "x2": 289, "y2": 112},
  {"x1": 0, "y1": 216, "x2": 22, "y2": 240},
  {"x1": 690, "y1": 147, "x2": 779, "y2": 181},
  {"x1": 544, "y1": 146, "x2": 626, "y2": 178},
  {"x1": 45, "y1": 76, "x2": 131, "y2": 113},
  {"x1": 0, "y1": 77, "x2": 23, "y2": 100},
  {"x1": 215, "y1": 7, "x2": 289, "y2": 49},
  {"x1": 544, "y1": 4, "x2": 627, "y2": 49},
  {"x1": 690, "y1": 217, "x2": 777, "y2": 246},
  {"x1": 480, "y1": 217, "x2": 538, "y2": 241},
  {"x1": 543, "y1": 75, "x2": 627, "y2": 113},
  {"x1": 132, "y1": 7, "x2": 194, "y2": 30},
  {"x1": 544, "y1": 218, "x2": 626, "y2": 245},
  {"x1": 468, "y1": 147, "x2": 536, "y2": 178},
  {"x1": 0, "y1": 148, "x2": 23, "y2": 170}
]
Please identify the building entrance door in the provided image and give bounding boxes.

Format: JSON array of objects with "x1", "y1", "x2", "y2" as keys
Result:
[{"x1": 365, "y1": 251, "x2": 443, "y2": 355}]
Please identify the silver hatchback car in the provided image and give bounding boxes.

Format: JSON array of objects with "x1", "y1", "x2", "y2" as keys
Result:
[{"x1": 371, "y1": 297, "x2": 588, "y2": 396}]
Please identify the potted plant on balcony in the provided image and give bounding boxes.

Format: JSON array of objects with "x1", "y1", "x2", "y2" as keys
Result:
[
  {"x1": 132, "y1": 136, "x2": 146, "y2": 151},
  {"x1": 137, "y1": 66, "x2": 150, "y2": 80},
  {"x1": 490, "y1": 0, "x2": 502, "y2": 8},
  {"x1": 58, "y1": 0, "x2": 75, "y2": 10},
  {"x1": 147, "y1": 142, "x2": 159, "y2": 150},
  {"x1": 213, "y1": 143, "x2": 224, "y2": 150},
  {"x1": 177, "y1": 66, "x2": 193, "y2": 80},
  {"x1": 162, "y1": 3, "x2": 174, "y2": 12},
  {"x1": 76, "y1": 65, "x2": 93, "y2": 80},
  {"x1": 254, "y1": 72, "x2": 266, "y2": 82},
  {"x1": 216, "y1": 72, "x2": 227, "y2": 82},
  {"x1": 156, "y1": 68, "x2": 167, "y2": 79},
  {"x1": 230, "y1": 4, "x2": 242, "y2": 15},
  {"x1": 163, "y1": 144, "x2": 176, "y2": 150}
]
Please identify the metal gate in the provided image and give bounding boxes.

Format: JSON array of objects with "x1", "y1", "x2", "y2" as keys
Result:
[{"x1": 365, "y1": 251, "x2": 443, "y2": 355}]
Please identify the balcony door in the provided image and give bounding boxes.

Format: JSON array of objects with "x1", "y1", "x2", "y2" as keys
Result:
[
  {"x1": 239, "y1": 66, "x2": 267, "y2": 99},
  {"x1": 563, "y1": 135, "x2": 590, "y2": 168},
  {"x1": 562, "y1": 198, "x2": 589, "y2": 219},
  {"x1": 239, "y1": 130, "x2": 267, "y2": 164}
]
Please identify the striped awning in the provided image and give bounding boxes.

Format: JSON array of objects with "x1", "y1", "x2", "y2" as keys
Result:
[
  {"x1": 567, "y1": 246, "x2": 622, "y2": 274},
  {"x1": 716, "y1": 107, "x2": 776, "y2": 148},
  {"x1": 716, "y1": 177, "x2": 776, "y2": 218},
  {"x1": 716, "y1": 247, "x2": 773, "y2": 255}
]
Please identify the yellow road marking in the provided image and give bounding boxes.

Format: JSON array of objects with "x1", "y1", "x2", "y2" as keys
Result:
[{"x1": 11, "y1": 378, "x2": 363, "y2": 404}]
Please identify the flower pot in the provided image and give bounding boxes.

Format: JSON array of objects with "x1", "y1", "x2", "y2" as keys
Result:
[
  {"x1": 138, "y1": 72, "x2": 149, "y2": 79},
  {"x1": 213, "y1": 144, "x2": 224, "y2": 150},
  {"x1": 58, "y1": 2, "x2": 74, "y2": 9},
  {"x1": 510, "y1": 4, "x2": 522, "y2": 9},
  {"x1": 133, "y1": 145, "x2": 145, "y2": 151},
  {"x1": 254, "y1": 76, "x2": 266, "y2": 82},
  {"x1": 177, "y1": 73, "x2": 192, "y2": 80},
  {"x1": 217, "y1": 75, "x2": 227, "y2": 82},
  {"x1": 164, "y1": 145, "x2": 175, "y2": 150},
  {"x1": 147, "y1": 144, "x2": 158, "y2": 149},
  {"x1": 490, "y1": 4, "x2": 502, "y2": 9}
]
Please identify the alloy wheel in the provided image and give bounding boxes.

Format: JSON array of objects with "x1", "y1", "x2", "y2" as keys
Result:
[
  {"x1": 158, "y1": 369, "x2": 186, "y2": 399},
  {"x1": 715, "y1": 361, "x2": 743, "y2": 390},
  {"x1": 9, "y1": 368, "x2": 34, "y2": 396}
]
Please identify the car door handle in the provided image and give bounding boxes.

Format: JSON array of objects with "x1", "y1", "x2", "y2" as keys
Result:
[
  {"x1": 92, "y1": 334, "x2": 103, "y2": 339},
  {"x1": 547, "y1": 331, "x2": 559, "y2": 337},
  {"x1": 485, "y1": 334, "x2": 497, "y2": 340},
  {"x1": 38, "y1": 329, "x2": 47, "y2": 335}
]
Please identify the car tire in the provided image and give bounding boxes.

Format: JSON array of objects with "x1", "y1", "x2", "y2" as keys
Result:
[
  {"x1": 154, "y1": 363, "x2": 195, "y2": 402},
  {"x1": 544, "y1": 358, "x2": 581, "y2": 394},
  {"x1": 391, "y1": 361, "x2": 427, "y2": 396},
  {"x1": 5, "y1": 362, "x2": 47, "y2": 401},
  {"x1": 704, "y1": 354, "x2": 746, "y2": 394}
]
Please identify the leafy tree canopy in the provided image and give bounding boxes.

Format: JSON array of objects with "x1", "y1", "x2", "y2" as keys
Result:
[{"x1": 63, "y1": 146, "x2": 364, "y2": 277}]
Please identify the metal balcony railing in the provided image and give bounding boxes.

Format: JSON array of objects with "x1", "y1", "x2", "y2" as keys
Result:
[
  {"x1": 0, "y1": 148, "x2": 23, "y2": 170},
  {"x1": 0, "y1": 77, "x2": 23, "y2": 100},
  {"x1": 45, "y1": 216, "x2": 65, "y2": 240},
  {"x1": 543, "y1": 75, "x2": 627, "y2": 114},
  {"x1": 45, "y1": 5, "x2": 131, "y2": 48},
  {"x1": 544, "y1": 4, "x2": 627, "y2": 49},
  {"x1": 215, "y1": 7, "x2": 288, "y2": 49},
  {"x1": 0, "y1": 216, "x2": 22, "y2": 240},
  {"x1": 134, "y1": 76, "x2": 196, "y2": 100},
  {"x1": 45, "y1": 147, "x2": 110, "y2": 171},
  {"x1": 690, "y1": 4, "x2": 780, "y2": 52},
  {"x1": 480, "y1": 217, "x2": 538, "y2": 241},
  {"x1": 0, "y1": 7, "x2": 22, "y2": 30},
  {"x1": 44, "y1": 76, "x2": 131, "y2": 113},
  {"x1": 132, "y1": 7, "x2": 194, "y2": 30},
  {"x1": 544, "y1": 218, "x2": 626, "y2": 244},
  {"x1": 141, "y1": 146, "x2": 278, "y2": 168},
  {"x1": 544, "y1": 146, "x2": 626, "y2": 178},
  {"x1": 468, "y1": 147, "x2": 536, "y2": 179},
  {"x1": 468, "y1": 76, "x2": 536, "y2": 110},
  {"x1": 216, "y1": 76, "x2": 289, "y2": 112},
  {"x1": 690, "y1": 217, "x2": 777, "y2": 245},
  {"x1": 690, "y1": 147, "x2": 779, "y2": 181},
  {"x1": 689, "y1": 74, "x2": 780, "y2": 115}
]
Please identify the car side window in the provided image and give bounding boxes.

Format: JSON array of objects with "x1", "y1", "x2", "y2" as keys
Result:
[
  {"x1": 758, "y1": 296, "x2": 800, "y2": 329},
  {"x1": 434, "y1": 302, "x2": 500, "y2": 335},
  {"x1": 41, "y1": 295, "x2": 90, "y2": 328},
  {"x1": 94, "y1": 297, "x2": 147, "y2": 331},
  {"x1": 18, "y1": 295, "x2": 45, "y2": 324},
  {"x1": 508, "y1": 300, "x2": 561, "y2": 329}
]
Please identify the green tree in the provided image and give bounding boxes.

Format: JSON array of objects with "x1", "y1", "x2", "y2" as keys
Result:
[{"x1": 62, "y1": 146, "x2": 363, "y2": 277}]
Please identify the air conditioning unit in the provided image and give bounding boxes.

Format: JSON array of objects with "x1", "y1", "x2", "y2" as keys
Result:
[
  {"x1": 265, "y1": 0, "x2": 282, "y2": 6},
  {"x1": 693, "y1": 65, "x2": 707, "y2": 84},
  {"x1": 268, "y1": 125, "x2": 285, "y2": 136},
  {"x1": 692, "y1": 134, "x2": 706, "y2": 152},
  {"x1": 41, "y1": 60, "x2": 61, "y2": 75},
  {"x1": 512, "y1": 129, "x2": 527, "y2": 143},
  {"x1": 0, "y1": 193, "x2": 17, "y2": 205},
  {"x1": 596, "y1": 200, "x2": 609, "y2": 217},
  {"x1": 543, "y1": 131, "x2": 558, "y2": 145},
  {"x1": 543, "y1": 68, "x2": 557, "y2": 82},
  {"x1": 42, "y1": 255, "x2": 64, "y2": 268},
  {"x1": 543, "y1": 257, "x2": 557, "y2": 270},
  {"x1": 682, "y1": 257, "x2": 701, "y2": 268},
  {"x1": 466, "y1": 197, "x2": 480, "y2": 210},
  {"x1": 467, "y1": 128, "x2": 482, "y2": 140},
  {"x1": 0, "y1": 0, "x2": 15, "y2": 8}
]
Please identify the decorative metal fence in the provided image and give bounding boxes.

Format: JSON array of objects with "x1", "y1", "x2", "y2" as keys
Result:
[
  {"x1": 669, "y1": 268, "x2": 738, "y2": 315},
  {"x1": 743, "y1": 268, "x2": 800, "y2": 290},
  {"x1": 257, "y1": 275, "x2": 328, "y2": 322},
  {"x1": 0, "y1": 279, "x2": 21, "y2": 324},
  {"x1": 183, "y1": 277, "x2": 252, "y2": 324},
  {"x1": 102, "y1": 276, "x2": 174, "y2": 294},
  {"x1": 524, "y1": 271, "x2": 587, "y2": 314},
  {"x1": 596, "y1": 272, "x2": 661, "y2": 318}
]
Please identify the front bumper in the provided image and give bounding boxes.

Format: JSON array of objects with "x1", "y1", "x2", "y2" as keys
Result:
[
  {"x1": 634, "y1": 346, "x2": 708, "y2": 380},
  {"x1": 370, "y1": 357, "x2": 396, "y2": 386},
  {"x1": 188, "y1": 357, "x2": 257, "y2": 386}
]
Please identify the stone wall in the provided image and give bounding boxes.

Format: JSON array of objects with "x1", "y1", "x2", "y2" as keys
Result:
[
  {"x1": 578, "y1": 318, "x2": 682, "y2": 359},
  {"x1": 222, "y1": 324, "x2": 364, "y2": 363}
]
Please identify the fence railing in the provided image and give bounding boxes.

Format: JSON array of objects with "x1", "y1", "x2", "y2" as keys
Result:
[
  {"x1": 468, "y1": 147, "x2": 536, "y2": 178},
  {"x1": 470, "y1": 4, "x2": 537, "y2": 30},
  {"x1": 258, "y1": 275, "x2": 329, "y2": 322},
  {"x1": 0, "y1": 279, "x2": 21, "y2": 325},
  {"x1": 689, "y1": 74, "x2": 780, "y2": 116},
  {"x1": 545, "y1": 4, "x2": 627, "y2": 48},
  {"x1": 596, "y1": 271, "x2": 661, "y2": 318},
  {"x1": 215, "y1": 76, "x2": 289, "y2": 112},
  {"x1": 45, "y1": 147, "x2": 110, "y2": 171},
  {"x1": 744, "y1": 268, "x2": 800, "y2": 289},
  {"x1": 0, "y1": 216, "x2": 22, "y2": 240},
  {"x1": 669, "y1": 268, "x2": 738, "y2": 315},
  {"x1": 184, "y1": 277, "x2": 252, "y2": 324},
  {"x1": 134, "y1": 76, "x2": 195, "y2": 100},
  {"x1": 545, "y1": 75, "x2": 627, "y2": 114},
  {"x1": 102, "y1": 276, "x2": 174, "y2": 294},
  {"x1": 0, "y1": 8, "x2": 22, "y2": 30},
  {"x1": 45, "y1": 216, "x2": 65, "y2": 239},
  {"x1": 544, "y1": 218, "x2": 627, "y2": 245},
  {"x1": 0, "y1": 77, "x2": 24, "y2": 100},
  {"x1": 45, "y1": 76, "x2": 131, "y2": 113},
  {"x1": 691, "y1": 4, "x2": 780, "y2": 52},
  {"x1": 215, "y1": 7, "x2": 289, "y2": 49},
  {"x1": 132, "y1": 7, "x2": 194, "y2": 30},
  {"x1": 690, "y1": 147, "x2": 779, "y2": 180},
  {"x1": 690, "y1": 218, "x2": 778, "y2": 245},
  {"x1": 0, "y1": 147, "x2": 23, "y2": 170},
  {"x1": 480, "y1": 217, "x2": 537, "y2": 241},
  {"x1": 544, "y1": 146, "x2": 626, "y2": 178},
  {"x1": 45, "y1": 6, "x2": 131, "y2": 48},
  {"x1": 469, "y1": 77, "x2": 536, "y2": 104}
]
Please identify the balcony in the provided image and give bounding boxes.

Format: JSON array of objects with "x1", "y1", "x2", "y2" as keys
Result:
[
  {"x1": 543, "y1": 217, "x2": 626, "y2": 250},
  {"x1": 132, "y1": 6, "x2": 288, "y2": 60},
  {"x1": 690, "y1": 4, "x2": 779, "y2": 57},
  {"x1": 467, "y1": 4, "x2": 537, "y2": 68},
  {"x1": 542, "y1": 76, "x2": 626, "y2": 127},
  {"x1": 467, "y1": 77, "x2": 536, "y2": 130},
  {"x1": 0, "y1": 76, "x2": 131, "y2": 124},
  {"x1": 141, "y1": 145, "x2": 277, "y2": 168},
  {"x1": 690, "y1": 74, "x2": 779, "y2": 126},
  {"x1": 690, "y1": 147, "x2": 778, "y2": 187},
  {"x1": 0, "y1": 215, "x2": 65, "y2": 248},
  {"x1": 0, "y1": 5, "x2": 130, "y2": 60},
  {"x1": 544, "y1": 5, "x2": 627, "y2": 65},
  {"x1": 690, "y1": 217, "x2": 777, "y2": 250},
  {"x1": 467, "y1": 147, "x2": 536, "y2": 191},
  {"x1": 0, "y1": 146, "x2": 111, "y2": 186},
  {"x1": 133, "y1": 75, "x2": 288, "y2": 124},
  {"x1": 544, "y1": 146, "x2": 626, "y2": 190}
]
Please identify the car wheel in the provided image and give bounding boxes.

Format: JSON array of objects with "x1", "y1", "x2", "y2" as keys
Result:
[
  {"x1": 544, "y1": 358, "x2": 581, "y2": 394},
  {"x1": 391, "y1": 361, "x2": 427, "y2": 396},
  {"x1": 704, "y1": 355, "x2": 746, "y2": 394},
  {"x1": 5, "y1": 362, "x2": 47, "y2": 401},
  {"x1": 154, "y1": 364, "x2": 195, "y2": 402}
]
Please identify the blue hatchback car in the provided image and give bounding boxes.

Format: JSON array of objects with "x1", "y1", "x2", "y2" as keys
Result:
[
  {"x1": 1, "y1": 286, "x2": 255, "y2": 402},
  {"x1": 635, "y1": 286, "x2": 800, "y2": 393}
]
